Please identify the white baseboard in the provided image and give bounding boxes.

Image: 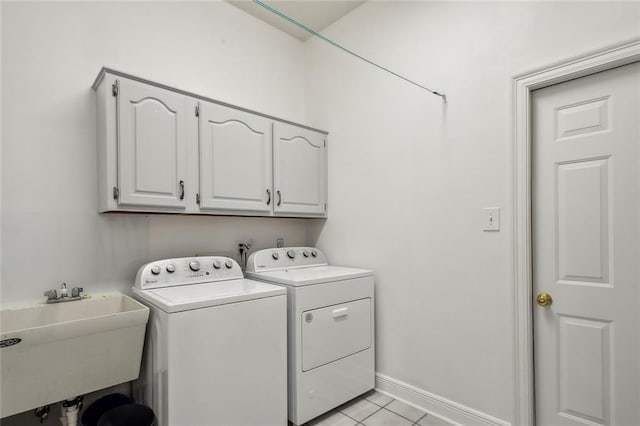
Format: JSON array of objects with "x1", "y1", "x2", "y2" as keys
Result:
[{"x1": 375, "y1": 373, "x2": 511, "y2": 426}]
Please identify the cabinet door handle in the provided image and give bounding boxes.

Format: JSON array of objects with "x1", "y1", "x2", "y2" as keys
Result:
[
  {"x1": 266, "y1": 189, "x2": 271, "y2": 205},
  {"x1": 179, "y1": 180, "x2": 185, "y2": 200},
  {"x1": 277, "y1": 190, "x2": 282, "y2": 206}
]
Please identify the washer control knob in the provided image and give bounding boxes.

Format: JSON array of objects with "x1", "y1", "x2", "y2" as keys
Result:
[
  {"x1": 225, "y1": 260, "x2": 233, "y2": 269},
  {"x1": 311, "y1": 250, "x2": 318, "y2": 257},
  {"x1": 303, "y1": 250, "x2": 309, "y2": 257},
  {"x1": 189, "y1": 261, "x2": 201, "y2": 272},
  {"x1": 272, "y1": 252, "x2": 280, "y2": 260},
  {"x1": 287, "y1": 249, "x2": 296, "y2": 259},
  {"x1": 150, "y1": 265, "x2": 161, "y2": 275},
  {"x1": 212, "y1": 260, "x2": 222, "y2": 270},
  {"x1": 166, "y1": 264, "x2": 175, "y2": 273}
]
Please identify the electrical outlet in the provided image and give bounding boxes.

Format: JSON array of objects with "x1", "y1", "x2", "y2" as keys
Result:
[{"x1": 277, "y1": 238, "x2": 284, "y2": 248}]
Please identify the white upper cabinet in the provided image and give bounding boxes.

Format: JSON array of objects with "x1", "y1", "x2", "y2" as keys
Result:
[
  {"x1": 198, "y1": 102, "x2": 272, "y2": 213},
  {"x1": 94, "y1": 68, "x2": 327, "y2": 218},
  {"x1": 117, "y1": 79, "x2": 189, "y2": 209},
  {"x1": 273, "y1": 123, "x2": 327, "y2": 216}
]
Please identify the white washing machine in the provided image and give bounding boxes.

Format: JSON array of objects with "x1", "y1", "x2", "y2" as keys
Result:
[
  {"x1": 245, "y1": 247, "x2": 375, "y2": 425},
  {"x1": 132, "y1": 256, "x2": 287, "y2": 426}
]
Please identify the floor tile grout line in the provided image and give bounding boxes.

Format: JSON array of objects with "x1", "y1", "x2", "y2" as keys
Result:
[
  {"x1": 383, "y1": 406, "x2": 428, "y2": 424},
  {"x1": 342, "y1": 396, "x2": 427, "y2": 425},
  {"x1": 416, "y1": 413, "x2": 428, "y2": 423},
  {"x1": 413, "y1": 412, "x2": 429, "y2": 426},
  {"x1": 339, "y1": 405, "x2": 381, "y2": 424},
  {"x1": 337, "y1": 393, "x2": 433, "y2": 426},
  {"x1": 354, "y1": 405, "x2": 383, "y2": 424},
  {"x1": 365, "y1": 397, "x2": 394, "y2": 408},
  {"x1": 365, "y1": 398, "x2": 395, "y2": 408},
  {"x1": 339, "y1": 394, "x2": 391, "y2": 424},
  {"x1": 356, "y1": 406, "x2": 423, "y2": 425},
  {"x1": 339, "y1": 410, "x2": 361, "y2": 423}
]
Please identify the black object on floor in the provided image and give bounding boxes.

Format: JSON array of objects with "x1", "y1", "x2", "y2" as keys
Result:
[
  {"x1": 97, "y1": 403, "x2": 155, "y2": 426},
  {"x1": 81, "y1": 394, "x2": 132, "y2": 426}
]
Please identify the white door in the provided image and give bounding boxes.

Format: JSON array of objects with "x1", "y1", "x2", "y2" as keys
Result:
[
  {"x1": 273, "y1": 122, "x2": 327, "y2": 216},
  {"x1": 532, "y1": 62, "x2": 640, "y2": 426},
  {"x1": 197, "y1": 102, "x2": 273, "y2": 212},
  {"x1": 117, "y1": 79, "x2": 188, "y2": 209}
]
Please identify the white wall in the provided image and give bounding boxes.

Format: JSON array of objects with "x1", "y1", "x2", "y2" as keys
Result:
[
  {"x1": 304, "y1": 2, "x2": 640, "y2": 424},
  {"x1": 4, "y1": 1, "x2": 640, "y2": 424},
  {"x1": 1, "y1": 1, "x2": 308, "y2": 306},
  {"x1": 0, "y1": 1, "x2": 4, "y2": 301}
]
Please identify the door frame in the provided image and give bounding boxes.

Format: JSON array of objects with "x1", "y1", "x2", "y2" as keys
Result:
[{"x1": 512, "y1": 37, "x2": 640, "y2": 426}]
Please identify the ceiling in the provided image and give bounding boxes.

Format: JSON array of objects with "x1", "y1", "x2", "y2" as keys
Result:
[{"x1": 227, "y1": 1, "x2": 366, "y2": 41}]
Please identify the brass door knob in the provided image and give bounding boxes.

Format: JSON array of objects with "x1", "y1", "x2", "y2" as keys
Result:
[{"x1": 536, "y1": 292, "x2": 553, "y2": 307}]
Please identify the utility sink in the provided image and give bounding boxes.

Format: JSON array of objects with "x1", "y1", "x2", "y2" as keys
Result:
[{"x1": 0, "y1": 293, "x2": 149, "y2": 418}]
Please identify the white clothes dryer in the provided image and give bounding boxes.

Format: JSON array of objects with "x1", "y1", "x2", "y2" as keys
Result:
[
  {"x1": 245, "y1": 247, "x2": 375, "y2": 425},
  {"x1": 132, "y1": 256, "x2": 287, "y2": 426}
]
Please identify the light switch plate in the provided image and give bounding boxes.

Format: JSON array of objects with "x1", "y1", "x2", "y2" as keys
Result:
[{"x1": 483, "y1": 207, "x2": 500, "y2": 231}]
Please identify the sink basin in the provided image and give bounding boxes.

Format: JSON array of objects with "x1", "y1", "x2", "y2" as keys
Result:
[{"x1": 0, "y1": 293, "x2": 149, "y2": 418}]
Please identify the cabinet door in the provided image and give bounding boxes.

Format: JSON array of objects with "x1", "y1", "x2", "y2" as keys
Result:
[
  {"x1": 117, "y1": 78, "x2": 188, "y2": 209},
  {"x1": 273, "y1": 123, "x2": 327, "y2": 216},
  {"x1": 198, "y1": 102, "x2": 272, "y2": 212}
]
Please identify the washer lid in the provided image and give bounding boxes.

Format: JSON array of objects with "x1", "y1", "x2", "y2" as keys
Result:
[
  {"x1": 245, "y1": 265, "x2": 373, "y2": 287},
  {"x1": 132, "y1": 278, "x2": 285, "y2": 313}
]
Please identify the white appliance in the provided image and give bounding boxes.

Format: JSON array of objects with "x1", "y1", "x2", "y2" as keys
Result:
[
  {"x1": 132, "y1": 256, "x2": 287, "y2": 426},
  {"x1": 245, "y1": 247, "x2": 375, "y2": 425}
]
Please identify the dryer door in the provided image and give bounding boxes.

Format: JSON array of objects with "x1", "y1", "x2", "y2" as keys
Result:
[{"x1": 301, "y1": 298, "x2": 372, "y2": 371}]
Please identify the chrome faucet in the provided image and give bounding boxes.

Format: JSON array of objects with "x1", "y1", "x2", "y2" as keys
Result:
[{"x1": 44, "y1": 283, "x2": 84, "y2": 303}]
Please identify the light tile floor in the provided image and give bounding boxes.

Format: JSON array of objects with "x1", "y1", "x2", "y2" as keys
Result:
[{"x1": 304, "y1": 390, "x2": 455, "y2": 426}]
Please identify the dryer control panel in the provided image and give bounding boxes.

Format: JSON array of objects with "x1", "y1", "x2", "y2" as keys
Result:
[
  {"x1": 246, "y1": 247, "x2": 329, "y2": 273},
  {"x1": 135, "y1": 256, "x2": 243, "y2": 290}
]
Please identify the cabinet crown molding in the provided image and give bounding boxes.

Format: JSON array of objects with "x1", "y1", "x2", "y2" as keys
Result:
[{"x1": 93, "y1": 67, "x2": 328, "y2": 135}]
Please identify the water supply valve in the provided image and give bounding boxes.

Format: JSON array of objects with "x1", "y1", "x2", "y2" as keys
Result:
[{"x1": 34, "y1": 405, "x2": 50, "y2": 423}]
